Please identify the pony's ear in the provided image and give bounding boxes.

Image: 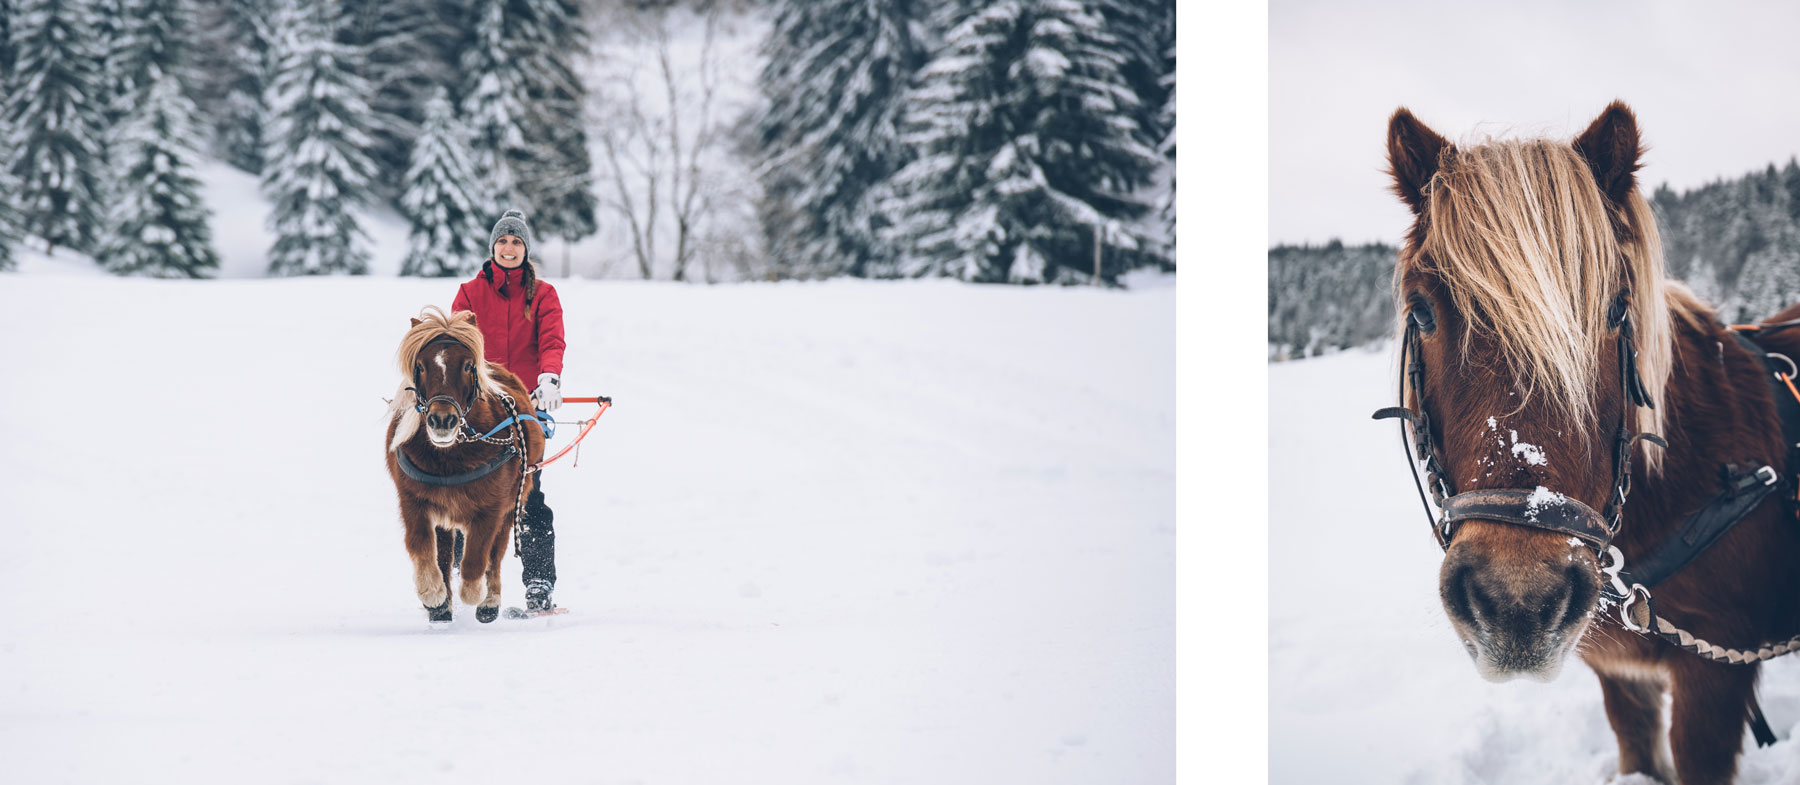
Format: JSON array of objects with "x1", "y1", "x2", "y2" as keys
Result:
[
  {"x1": 1387, "y1": 108, "x2": 1451, "y2": 215},
  {"x1": 410, "y1": 317, "x2": 422, "y2": 327},
  {"x1": 460, "y1": 310, "x2": 478, "y2": 328},
  {"x1": 1573, "y1": 101, "x2": 1643, "y2": 205}
]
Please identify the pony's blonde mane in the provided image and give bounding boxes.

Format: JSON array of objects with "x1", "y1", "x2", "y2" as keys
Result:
[
  {"x1": 1407, "y1": 137, "x2": 1693, "y2": 473},
  {"x1": 387, "y1": 305, "x2": 505, "y2": 451}
]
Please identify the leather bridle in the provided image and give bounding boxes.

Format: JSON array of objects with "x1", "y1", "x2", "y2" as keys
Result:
[
  {"x1": 1372, "y1": 291, "x2": 1667, "y2": 559},
  {"x1": 408, "y1": 334, "x2": 482, "y2": 430}
]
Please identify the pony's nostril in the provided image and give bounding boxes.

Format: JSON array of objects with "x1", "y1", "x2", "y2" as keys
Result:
[
  {"x1": 1444, "y1": 564, "x2": 1477, "y2": 624},
  {"x1": 1558, "y1": 563, "x2": 1597, "y2": 630},
  {"x1": 1537, "y1": 579, "x2": 1570, "y2": 629}
]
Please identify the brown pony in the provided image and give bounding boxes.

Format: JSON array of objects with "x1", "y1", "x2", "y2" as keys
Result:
[
  {"x1": 1385, "y1": 102, "x2": 1800, "y2": 784},
  {"x1": 385, "y1": 306, "x2": 545, "y2": 624}
]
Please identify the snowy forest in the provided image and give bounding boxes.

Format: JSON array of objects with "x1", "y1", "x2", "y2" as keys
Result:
[
  {"x1": 1268, "y1": 161, "x2": 1800, "y2": 359},
  {"x1": 0, "y1": 0, "x2": 1177, "y2": 285}
]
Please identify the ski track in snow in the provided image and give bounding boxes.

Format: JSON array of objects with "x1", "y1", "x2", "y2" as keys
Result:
[
  {"x1": 0, "y1": 277, "x2": 1173, "y2": 783},
  {"x1": 1270, "y1": 347, "x2": 1800, "y2": 784}
]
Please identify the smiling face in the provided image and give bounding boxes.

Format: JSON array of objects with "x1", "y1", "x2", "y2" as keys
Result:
[
  {"x1": 1386, "y1": 102, "x2": 1671, "y2": 682},
  {"x1": 493, "y1": 234, "x2": 525, "y2": 269}
]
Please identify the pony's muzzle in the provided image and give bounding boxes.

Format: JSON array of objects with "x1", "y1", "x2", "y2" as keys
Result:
[
  {"x1": 424, "y1": 404, "x2": 461, "y2": 446},
  {"x1": 1439, "y1": 524, "x2": 1601, "y2": 682}
]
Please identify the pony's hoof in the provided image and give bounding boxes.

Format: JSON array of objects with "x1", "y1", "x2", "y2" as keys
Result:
[
  {"x1": 476, "y1": 605, "x2": 499, "y2": 624},
  {"x1": 426, "y1": 600, "x2": 452, "y2": 624},
  {"x1": 459, "y1": 580, "x2": 487, "y2": 606}
]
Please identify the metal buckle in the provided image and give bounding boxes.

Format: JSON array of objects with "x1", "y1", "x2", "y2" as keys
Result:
[
  {"x1": 1758, "y1": 465, "x2": 1779, "y2": 486},
  {"x1": 1619, "y1": 583, "x2": 1653, "y2": 632},
  {"x1": 1600, "y1": 545, "x2": 1630, "y2": 599}
]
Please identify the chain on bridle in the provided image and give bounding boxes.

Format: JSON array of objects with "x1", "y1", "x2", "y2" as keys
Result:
[{"x1": 1372, "y1": 290, "x2": 1667, "y2": 563}]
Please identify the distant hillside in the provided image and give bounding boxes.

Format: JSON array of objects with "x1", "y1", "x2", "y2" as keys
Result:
[
  {"x1": 1270, "y1": 161, "x2": 1800, "y2": 360},
  {"x1": 1267, "y1": 240, "x2": 1395, "y2": 360},
  {"x1": 1653, "y1": 161, "x2": 1800, "y2": 321}
]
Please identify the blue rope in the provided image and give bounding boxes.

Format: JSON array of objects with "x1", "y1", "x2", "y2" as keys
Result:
[{"x1": 476, "y1": 411, "x2": 555, "y2": 440}]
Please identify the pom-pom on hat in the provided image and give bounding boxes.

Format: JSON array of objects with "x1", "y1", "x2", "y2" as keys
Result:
[{"x1": 488, "y1": 209, "x2": 533, "y2": 264}]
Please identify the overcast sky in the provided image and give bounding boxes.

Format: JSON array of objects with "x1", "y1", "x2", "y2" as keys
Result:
[{"x1": 1271, "y1": 0, "x2": 1800, "y2": 246}]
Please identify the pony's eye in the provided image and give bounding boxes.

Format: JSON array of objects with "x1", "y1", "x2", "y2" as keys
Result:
[{"x1": 1408, "y1": 297, "x2": 1437, "y2": 334}]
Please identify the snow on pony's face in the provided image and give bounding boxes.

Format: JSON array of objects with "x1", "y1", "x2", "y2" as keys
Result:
[
  {"x1": 1385, "y1": 105, "x2": 1664, "y2": 685},
  {"x1": 494, "y1": 235, "x2": 525, "y2": 269}
]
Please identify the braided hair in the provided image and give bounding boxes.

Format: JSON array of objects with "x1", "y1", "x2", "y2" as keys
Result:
[{"x1": 481, "y1": 259, "x2": 541, "y2": 321}]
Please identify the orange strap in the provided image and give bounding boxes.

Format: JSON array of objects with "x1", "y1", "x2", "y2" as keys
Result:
[{"x1": 528, "y1": 398, "x2": 610, "y2": 474}]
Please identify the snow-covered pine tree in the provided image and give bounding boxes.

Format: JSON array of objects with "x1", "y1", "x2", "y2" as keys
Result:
[
  {"x1": 338, "y1": 0, "x2": 466, "y2": 203},
  {"x1": 190, "y1": 0, "x2": 273, "y2": 173},
  {"x1": 400, "y1": 87, "x2": 492, "y2": 277},
  {"x1": 1732, "y1": 232, "x2": 1800, "y2": 322},
  {"x1": 526, "y1": 118, "x2": 599, "y2": 261},
  {"x1": 458, "y1": 0, "x2": 532, "y2": 207},
  {"x1": 881, "y1": 0, "x2": 1163, "y2": 284},
  {"x1": 754, "y1": 0, "x2": 921, "y2": 279},
  {"x1": 99, "y1": 74, "x2": 220, "y2": 278},
  {"x1": 261, "y1": 0, "x2": 378, "y2": 276},
  {"x1": 106, "y1": 0, "x2": 192, "y2": 119},
  {"x1": 1091, "y1": 0, "x2": 1172, "y2": 148},
  {"x1": 3, "y1": 0, "x2": 106, "y2": 256},
  {"x1": 0, "y1": 167, "x2": 18, "y2": 271},
  {"x1": 457, "y1": 0, "x2": 596, "y2": 253},
  {"x1": 1156, "y1": 43, "x2": 1174, "y2": 264},
  {"x1": 89, "y1": 0, "x2": 129, "y2": 126},
  {"x1": 1, "y1": 0, "x2": 13, "y2": 72},
  {"x1": 516, "y1": 0, "x2": 597, "y2": 251}
]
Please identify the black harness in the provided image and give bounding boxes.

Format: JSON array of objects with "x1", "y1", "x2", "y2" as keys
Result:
[{"x1": 396, "y1": 445, "x2": 520, "y2": 487}]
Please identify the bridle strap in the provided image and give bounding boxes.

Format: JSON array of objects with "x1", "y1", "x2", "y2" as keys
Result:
[
  {"x1": 1371, "y1": 320, "x2": 1455, "y2": 544},
  {"x1": 1439, "y1": 489, "x2": 1614, "y2": 551},
  {"x1": 1373, "y1": 290, "x2": 1663, "y2": 555},
  {"x1": 409, "y1": 334, "x2": 484, "y2": 416}
]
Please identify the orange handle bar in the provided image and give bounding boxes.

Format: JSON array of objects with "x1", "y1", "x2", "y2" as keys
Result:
[{"x1": 530, "y1": 397, "x2": 610, "y2": 473}]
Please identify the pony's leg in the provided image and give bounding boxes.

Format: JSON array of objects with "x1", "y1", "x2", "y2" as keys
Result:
[
  {"x1": 1668, "y1": 658, "x2": 1757, "y2": 785},
  {"x1": 1598, "y1": 672, "x2": 1673, "y2": 783},
  {"x1": 456, "y1": 520, "x2": 495, "y2": 609},
  {"x1": 435, "y1": 528, "x2": 454, "y2": 589},
  {"x1": 485, "y1": 520, "x2": 509, "y2": 608},
  {"x1": 404, "y1": 510, "x2": 449, "y2": 618}
]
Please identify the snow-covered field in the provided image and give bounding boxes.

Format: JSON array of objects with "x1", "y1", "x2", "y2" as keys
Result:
[
  {"x1": 0, "y1": 276, "x2": 1173, "y2": 783},
  {"x1": 1270, "y1": 348, "x2": 1800, "y2": 784}
]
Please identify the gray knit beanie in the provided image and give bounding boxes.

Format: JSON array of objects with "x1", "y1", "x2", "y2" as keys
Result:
[{"x1": 488, "y1": 209, "x2": 533, "y2": 264}]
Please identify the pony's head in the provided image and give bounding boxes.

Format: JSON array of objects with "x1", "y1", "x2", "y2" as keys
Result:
[
  {"x1": 1386, "y1": 102, "x2": 1682, "y2": 682},
  {"x1": 389, "y1": 306, "x2": 503, "y2": 450}
]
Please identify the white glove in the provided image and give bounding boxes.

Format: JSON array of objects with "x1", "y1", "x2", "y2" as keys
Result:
[{"x1": 532, "y1": 373, "x2": 562, "y2": 412}]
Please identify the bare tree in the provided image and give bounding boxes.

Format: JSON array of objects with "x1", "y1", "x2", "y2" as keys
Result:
[{"x1": 588, "y1": 5, "x2": 759, "y2": 281}]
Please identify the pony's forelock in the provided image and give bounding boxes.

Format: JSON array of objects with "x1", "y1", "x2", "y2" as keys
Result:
[
  {"x1": 1404, "y1": 137, "x2": 1676, "y2": 473},
  {"x1": 387, "y1": 306, "x2": 505, "y2": 452}
]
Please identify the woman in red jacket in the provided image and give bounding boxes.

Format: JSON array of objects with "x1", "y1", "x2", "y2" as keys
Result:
[{"x1": 451, "y1": 209, "x2": 566, "y2": 612}]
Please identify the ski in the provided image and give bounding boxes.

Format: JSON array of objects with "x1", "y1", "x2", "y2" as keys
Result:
[{"x1": 503, "y1": 606, "x2": 570, "y2": 620}]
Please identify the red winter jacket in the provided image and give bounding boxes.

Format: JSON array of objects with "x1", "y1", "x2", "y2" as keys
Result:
[{"x1": 451, "y1": 264, "x2": 565, "y2": 384}]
